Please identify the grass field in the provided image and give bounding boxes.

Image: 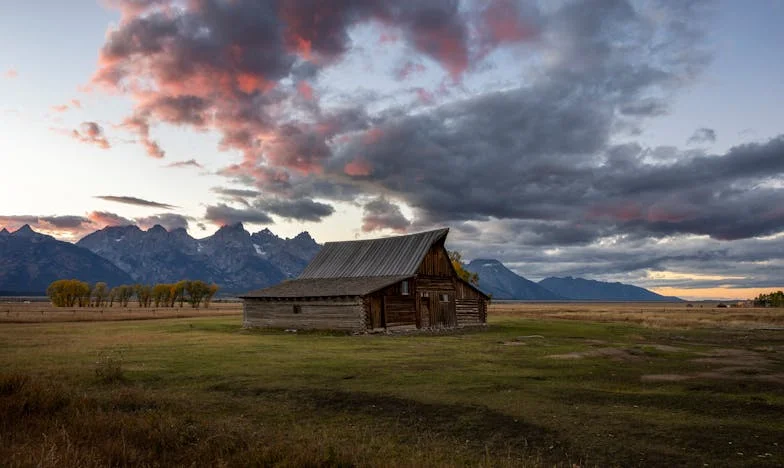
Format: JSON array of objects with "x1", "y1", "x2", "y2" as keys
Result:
[{"x1": 1, "y1": 303, "x2": 783, "y2": 466}]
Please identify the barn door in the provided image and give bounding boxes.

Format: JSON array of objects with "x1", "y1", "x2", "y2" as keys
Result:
[
  {"x1": 419, "y1": 296, "x2": 429, "y2": 328},
  {"x1": 370, "y1": 296, "x2": 384, "y2": 329},
  {"x1": 434, "y1": 293, "x2": 455, "y2": 327}
]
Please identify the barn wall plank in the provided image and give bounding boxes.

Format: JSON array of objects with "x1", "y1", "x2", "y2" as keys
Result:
[{"x1": 243, "y1": 299, "x2": 364, "y2": 331}]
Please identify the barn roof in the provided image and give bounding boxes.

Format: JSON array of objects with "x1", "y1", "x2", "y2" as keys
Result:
[
  {"x1": 299, "y1": 228, "x2": 449, "y2": 279},
  {"x1": 240, "y1": 275, "x2": 409, "y2": 298}
]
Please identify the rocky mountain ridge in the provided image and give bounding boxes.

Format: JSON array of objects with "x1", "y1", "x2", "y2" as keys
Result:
[
  {"x1": 0, "y1": 225, "x2": 134, "y2": 294},
  {"x1": 76, "y1": 223, "x2": 320, "y2": 293},
  {"x1": 465, "y1": 259, "x2": 565, "y2": 300}
]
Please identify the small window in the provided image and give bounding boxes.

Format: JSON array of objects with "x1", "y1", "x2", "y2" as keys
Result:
[
  {"x1": 440, "y1": 294, "x2": 449, "y2": 303},
  {"x1": 293, "y1": 305, "x2": 301, "y2": 314},
  {"x1": 421, "y1": 291, "x2": 429, "y2": 298},
  {"x1": 401, "y1": 280, "x2": 410, "y2": 295}
]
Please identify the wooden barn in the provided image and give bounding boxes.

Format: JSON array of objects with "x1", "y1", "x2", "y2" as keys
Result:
[{"x1": 241, "y1": 228, "x2": 488, "y2": 332}]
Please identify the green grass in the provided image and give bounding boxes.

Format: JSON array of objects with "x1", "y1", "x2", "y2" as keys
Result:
[{"x1": 1, "y1": 315, "x2": 783, "y2": 466}]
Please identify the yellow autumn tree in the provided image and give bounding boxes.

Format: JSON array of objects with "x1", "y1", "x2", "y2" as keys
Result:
[{"x1": 448, "y1": 250, "x2": 479, "y2": 286}]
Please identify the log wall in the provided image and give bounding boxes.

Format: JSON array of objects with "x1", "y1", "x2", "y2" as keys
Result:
[{"x1": 243, "y1": 298, "x2": 364, "y2": 331}]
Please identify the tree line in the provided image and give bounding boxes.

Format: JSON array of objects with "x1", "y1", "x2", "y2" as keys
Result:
[
  {"x1": 46, "y1": 279, "x2": 219, "y2": 309},
  {"x1": 753, "y1": 291, "x2": 784, "y2": 307}
]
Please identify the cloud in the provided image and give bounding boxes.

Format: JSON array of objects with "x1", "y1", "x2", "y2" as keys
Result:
[
  {"x1": 95, "y1": 195, "x2": 177, "y2": 209},
  {"x1": 135, "y1": 213, "x2": 191, "y2": 231},
  {"x1": 204, "y1": 204, "x2": 273, "y2": 226},
  {"x1": 51, "y1": 99, "x2": 82, "y2": 113},
  {"x1": 88, "y1": 210, "x2": 190, "y2": 231},
  {"x1": 256, "y1": 198, "x2": 335, "y2": 222},
  {"x1": 165, "y1": 159, "x2": 204, "y2": 169},
  {"x1": 210, "y1": 186, "x2": 262, "y2": 207},
  {"x1": 688, "y1": 127, "x2": 717, "y2": 145},
  {"x1": 0, "y1": 215, "x2": 94, "y2": 239},
  {"x1": 120, "y1": 114, "x2": 165, "y2": 158},
  {"x1": 71, "y1": 122, "x2": 110, "y2": 149},
  {"x1": 80, "y1": 0, "x2": 784, "y2": 292},
  {"x1": 3, "y1": 68, "x2": 17, "y2": 79},
  {"x1": 1, "y1": 211, "x2": 193, "y2": 240},
  {"x1": 361, "y1": 198, "x2": 411, "y2": 233},
  {"x1": 87, "y1": 211, "x2": 134, "y2": 227},
  {"x1": 211, "y1": 187, "x2": 262, "y2": 198},
  {"x1": 88, "y1": 0, "x2": 540, "y2": 171}
]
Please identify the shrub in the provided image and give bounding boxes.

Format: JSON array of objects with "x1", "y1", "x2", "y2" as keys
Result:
[{"x1": 95, "y1": 350, "x2": 125, "y2": 384}]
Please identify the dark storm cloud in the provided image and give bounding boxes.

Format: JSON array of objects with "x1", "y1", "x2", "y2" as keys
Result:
[
  {"x1": 89, "y1": 0, "x2": 784, "y2": 291},
  {"x1": 361, "y1": 198, "x2": 411, "y2": 233},
  {"x1": 329, "y1": 0, "x2": 714, "y2": 230},
  {"x1": 93, "y1": 0, "x2": 531, "y2": 164},
  {"x1": 211, "y1": 187, "x2": 262, "y2": 198},
  {"x1": 204, "y1": 204, "x2": 273, "y2": 225},
  {"x1": 256, "y1": 198, "x2": 335, "y2": 222},
  {"x1": 688, "y1": 127, "x2": 717, "y2": 144},
  {"x1": 95, "y1": 195, "x2": 177, "y2": 209}
]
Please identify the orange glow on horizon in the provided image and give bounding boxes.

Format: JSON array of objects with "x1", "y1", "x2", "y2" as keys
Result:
[{"x1": 650, "y1": 286, "x2": 784, "y2": 301}]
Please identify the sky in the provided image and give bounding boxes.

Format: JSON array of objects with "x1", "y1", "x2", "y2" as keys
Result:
[{"x1": 1, "y1": 0, "x2": 783, "y2": 301}]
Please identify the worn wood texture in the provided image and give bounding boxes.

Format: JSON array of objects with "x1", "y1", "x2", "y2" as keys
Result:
[
  {"x1": 416, "y1": 244, "x2": 455, "y2": 277},
  {"x1": 384, "y1": 296, "x2": 417, "y2": 327},
  {"x1": 243, "y1": 299, "x2": 363, "y2": 331}
]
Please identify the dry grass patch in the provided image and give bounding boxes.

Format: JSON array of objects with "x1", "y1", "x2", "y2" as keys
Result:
[
  {"x1": 0, "y1": 301, "x2": 241, "y2": 323},
  {"x1": 492, "y1": 301, "x2": 784, "y2": 329}
]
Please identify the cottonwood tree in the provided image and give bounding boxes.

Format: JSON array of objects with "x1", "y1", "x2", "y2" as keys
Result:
[
  {"x1": 135, "y1": 284, "x2": 153, "y2": 307},
  {"x1": 92, "y1": 282, "x2": 108, "y2": 307},
  {"x1": 47, "y1": 279, "x2": 90, "y2": 307},
  {"x1": 204, "y1": 284, "x2": 220, "y2": 308},
  {"x1": 448, "y1": 250, "x2": 479, "y2": 286},
  {"x1": 152, "y1": 283, "x2": 172, "y2": 307},
  {"x1": 186, "y1": 280, "x2": 209, "y2": 308}
]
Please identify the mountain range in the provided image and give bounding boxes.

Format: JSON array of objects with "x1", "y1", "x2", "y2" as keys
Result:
[
  {"x1": 465, "y1": 259, "x2": 565, "y2": 300},
  {"x1": 0, "y1": 226, "x2": 133, "y2": 295},
  {"x1": 0, "y1": 224, "x2": 681, "y2": 301},
  {"x1": 0, "y1": 223, "x2": 319, "y2": 294},
  {"x1": 465, "y1": 258, "x2": 681, "y2": 302}
]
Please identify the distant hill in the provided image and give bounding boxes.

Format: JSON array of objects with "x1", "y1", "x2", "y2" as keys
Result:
[
  {"x1": 538, "y1": 276, "x2": 683, "y2": 302},
  {"x1": 0, "y1": 225, "x2": 133, "y2": 295},
  {"x1": 465, "y1": 259, "x2": 565, "y2": 300}
]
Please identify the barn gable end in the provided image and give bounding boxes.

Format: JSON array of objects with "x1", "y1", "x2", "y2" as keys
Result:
[{"x1": 240, "y1": 228, "x2": 488, "y2": 332}]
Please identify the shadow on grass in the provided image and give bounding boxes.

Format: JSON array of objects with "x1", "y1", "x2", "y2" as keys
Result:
[{"x1": 210, "y1": 383, "x2": 577, "y2": 465}]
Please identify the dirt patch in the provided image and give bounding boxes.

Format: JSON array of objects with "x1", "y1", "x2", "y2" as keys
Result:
[
  {"x1": 548, "y1": 347, "x2": 642, "y2": 361},
  {"x1": 643, "y1": 347, "x2": 784, "y2": 384},
  {"x1": 641, "y1": 374, "x2": 691, "y2": 382},
  {"x1": 692, "y1": 348, "x2": 774, "y2": 367},
  {"x1": 642, "y1": 344, "x2": 684, "y2": 352}
]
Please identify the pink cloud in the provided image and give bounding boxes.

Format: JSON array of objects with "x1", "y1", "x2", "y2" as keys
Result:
[
  {"x1": 87, "y1": 211, "x2": 133, "y2": 227},
  {"x1": 344, "y1": 158, "x2": 372, "y2": 177},
  {"x1": 396, "y1": 61, "x2": 426, "y2": 80},
  {"x1": 297, "y1": 81, "x2": 314, "y2": 100},
  {"x1": 71, "y1": 122, "x2": 111, "y2": 149},
  {"x1": 3, "y1": 68, "x2": 17, "y2": 79},
  {"x1": 479, "y1": 0, "x2": 537, "y2": 49},
  {"x1": 416, "y1": 88, "x2": 435, "y2": 105}
]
